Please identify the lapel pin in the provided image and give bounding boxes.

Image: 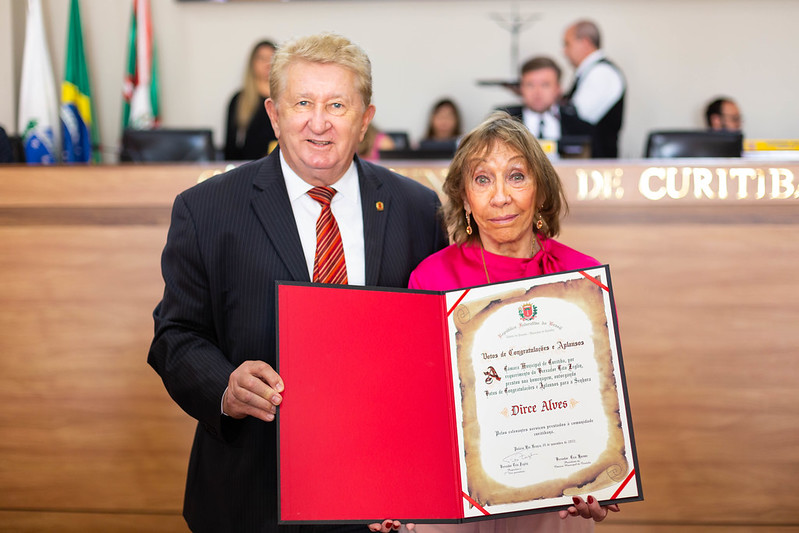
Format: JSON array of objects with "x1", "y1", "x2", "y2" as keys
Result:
[{"x1": 375, "y1": 201, "x2": 384, "y2": 211}]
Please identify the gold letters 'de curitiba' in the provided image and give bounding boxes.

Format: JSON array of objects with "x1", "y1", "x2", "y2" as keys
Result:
[{"x1": 573, "y1": 165, "x2": 799, "y2": 202}]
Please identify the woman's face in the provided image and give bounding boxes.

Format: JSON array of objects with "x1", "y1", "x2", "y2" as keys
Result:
[
  {"x1": 432, "y1": 104, "x2": 457, "y2": 139},
  {"x1": 252, "y1": 45, "x2": 275, "y2": 84},
  {"x1": 463, "y1": 142, "x2": 538, "y2": 258}
]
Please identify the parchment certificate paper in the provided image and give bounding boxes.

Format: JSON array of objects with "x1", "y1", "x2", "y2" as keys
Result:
[{"x1": 446, "y1": 268, "x2": 633, "y2": 516}]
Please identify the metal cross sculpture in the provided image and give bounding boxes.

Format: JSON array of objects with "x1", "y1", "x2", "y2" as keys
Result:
[{"x1": 489, "y1": 1, "x2": 540, "y2": 77}]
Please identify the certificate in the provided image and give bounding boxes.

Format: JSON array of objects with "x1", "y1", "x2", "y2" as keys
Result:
[{"x1": 277, "y1": 265, "x2": 641, "y2": 523}]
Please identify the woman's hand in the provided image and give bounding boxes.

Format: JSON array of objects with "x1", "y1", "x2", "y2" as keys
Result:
[
  {"x1": 368, "y1": 496, "x2": 617, "y2": 530},
  {"x1": 368, "y1": 520, "x2": 414, "y2": 532},
  {"x1": 558, "y1": 495, "x2": 620, "y2": 522}
]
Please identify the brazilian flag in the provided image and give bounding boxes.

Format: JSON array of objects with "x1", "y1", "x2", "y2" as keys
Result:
[{"x1": 61, "y1": 0, "x2": 100, "y2": 162}]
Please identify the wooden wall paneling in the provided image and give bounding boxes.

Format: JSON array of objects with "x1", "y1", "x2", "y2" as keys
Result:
[
  {"x1": 0, "y1": 226, "x2": 195, "y2": 517},
  {"x1": 562, "y1": 218, "x2": 799, "y2": 530}
]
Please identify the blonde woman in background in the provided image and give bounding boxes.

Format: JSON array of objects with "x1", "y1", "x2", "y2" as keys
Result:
[{"x1": 224, "y1": 40, "x2": 278, "y2": 160}]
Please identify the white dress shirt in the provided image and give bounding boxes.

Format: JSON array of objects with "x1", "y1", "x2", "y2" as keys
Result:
[
  {"x1": 570, "y1": 50, "x2": 626, "y2": 125},
  {"x1": 280, "y1": 152, "x2": 366, "y2": 286},
  {"x1": 522, "y1": 106, "x2": 562, "y2": 140}
]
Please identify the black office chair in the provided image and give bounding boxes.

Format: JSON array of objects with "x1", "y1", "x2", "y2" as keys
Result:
[
  {"x1": 379, "y1": 148, "x2": 455, "y2": 160},
  {"x1": 418, "y1": 138, "x2": 458, "y2": 158},
  {"x1": 557, "y1": 135, "x2": 592, "y2": 159},
  {"x1": 644, "y1": 130, "x2": 743, "y2": 158},
  {"x1": 0, "y1": 127, "x2": 14, "y2": 163},
  {"x1": 120, "y1": 128, "x2": 216, "y2": 162},
  {"x1": 8, "y1": 135, "x2": 26, "y2": 163},
  {"x1": 384, "y1": 131, "x2": 411, "y2": 150}
]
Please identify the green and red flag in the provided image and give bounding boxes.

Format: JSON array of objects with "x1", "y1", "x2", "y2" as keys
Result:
[{"x1": 121, "y1": 0, "x2": 159, "y2": 130}]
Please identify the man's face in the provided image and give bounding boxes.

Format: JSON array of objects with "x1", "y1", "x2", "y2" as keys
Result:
[
  {"x1": 520, "y1": 68, "x2": 561, "y2": 113},
  {"x1": 718, "y1": 101, "x2": 742, "y2": 131},
  {"x1": 563, "y1": 27, "x2": 589, "y2": 68},
  {"x1": 266, "y1": 60, "x2": 375, "y2": 186}
]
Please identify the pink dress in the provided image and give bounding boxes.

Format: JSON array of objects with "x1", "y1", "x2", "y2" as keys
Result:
[
  {"x1": 408, "y1": 236, "x2": 601, "y2": 533},
  {"x1": 409, "y1": 236, "x2": 601, "y2": 291}
]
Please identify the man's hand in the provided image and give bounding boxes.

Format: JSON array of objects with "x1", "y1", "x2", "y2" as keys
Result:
[
  {"x1": 223, "y1": 361, "x2": 284, "y2": 422},
  {"x1": 558, "y1": 495, "x2": 620, "y2": 522}
]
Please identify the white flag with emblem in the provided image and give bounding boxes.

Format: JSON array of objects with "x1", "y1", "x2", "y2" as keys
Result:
[{"x1": 18, "y1": 0, "x2": 60, "y2": 164}]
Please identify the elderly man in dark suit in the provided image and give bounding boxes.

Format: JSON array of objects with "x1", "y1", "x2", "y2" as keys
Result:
[{"x1": 148, "y1": 32, "x2": 447, "y2": 533}]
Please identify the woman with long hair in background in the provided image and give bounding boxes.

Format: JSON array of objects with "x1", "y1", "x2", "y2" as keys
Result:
[{"x1": 224, "y1": 40, "x2": 278, "y2": 160}]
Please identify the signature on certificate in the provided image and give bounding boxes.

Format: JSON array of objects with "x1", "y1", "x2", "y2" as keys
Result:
[{"x1": 502, "y1": 450, "x2": 538, "y2": 464}]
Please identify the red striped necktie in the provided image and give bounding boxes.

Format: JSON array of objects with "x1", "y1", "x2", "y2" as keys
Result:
[{"x1": 307, "y1": 186, "x2": 348, "y2": 285}]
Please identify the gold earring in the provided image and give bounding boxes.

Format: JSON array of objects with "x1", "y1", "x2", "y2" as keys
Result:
[
  {"x1": 465, "y1": 211, "x2": 473, "y2": 235},
  {"x1": 535, "y1": 212, "x2": 544, "y2": 230}
]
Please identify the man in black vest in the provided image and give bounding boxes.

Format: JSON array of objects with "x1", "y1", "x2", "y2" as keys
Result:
[
  {"x1": 562, "y1": 20, "x2": 626, "y2": 158},
  {"x1": 497, "y1": 56, "x2": 593, "y2": 157}
]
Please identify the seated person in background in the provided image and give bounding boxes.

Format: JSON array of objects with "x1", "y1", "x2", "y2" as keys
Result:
[
  {"x1": 420, "y1": 98, "x2": 462, "y2": 151},
  {"x1": 224, "y1": 40, "x2": 278, "y2": 160},
  {"x1": 358, "y1": 123, "x2": 395, "y2": 161},
  {"x1": 705, "y1": 97, "x2": 742, "y2": 132},
  {"x1": 498, "y1": 56, "x2": 593, "y2": 156},
  {"x1": 562, "y1": 19, "x2": 626, "y2": 158}
]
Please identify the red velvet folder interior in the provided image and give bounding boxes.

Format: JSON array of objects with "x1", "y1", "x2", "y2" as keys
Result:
[{"x1": 277, "y1": 283, "x2": 461, "y2": 523}]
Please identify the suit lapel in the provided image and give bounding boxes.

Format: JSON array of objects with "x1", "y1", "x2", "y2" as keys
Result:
[
  {"x1": 357, "y1": 158, "x2": 388, "y2": 286},
  {"x1": 250, "y1": 150, "x2": 310, "y2": 282}
]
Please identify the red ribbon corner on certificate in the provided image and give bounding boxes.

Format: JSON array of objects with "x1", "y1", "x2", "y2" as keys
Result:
[{"x1": 461, "y1": 491, "x2": 490, "y2": 516}]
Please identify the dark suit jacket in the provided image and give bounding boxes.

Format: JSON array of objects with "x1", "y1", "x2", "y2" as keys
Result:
[{"x1": 148, "y1": 149, "x2": 447, "y2": 532}]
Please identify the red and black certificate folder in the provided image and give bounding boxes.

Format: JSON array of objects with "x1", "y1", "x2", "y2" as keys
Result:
[{"x1": 276, "y1": 265, "x2": 641, "y2": 523}]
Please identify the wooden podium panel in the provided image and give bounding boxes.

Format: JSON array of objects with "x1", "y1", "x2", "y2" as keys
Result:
[{"x1": 0, "y1": 161, "x2": 797, "y2": 532}]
